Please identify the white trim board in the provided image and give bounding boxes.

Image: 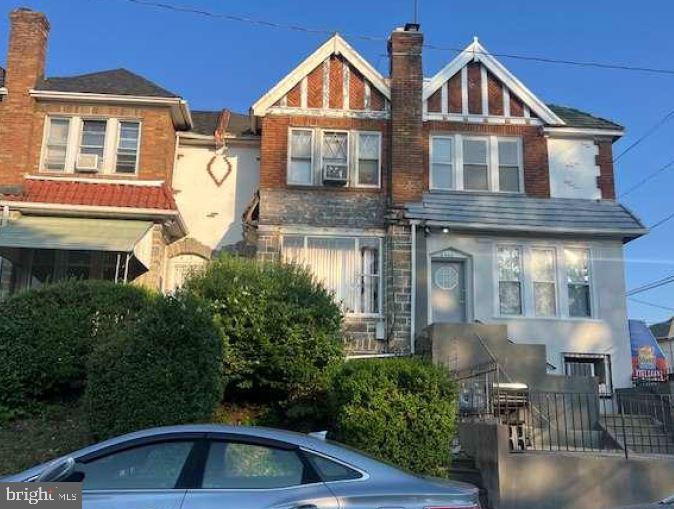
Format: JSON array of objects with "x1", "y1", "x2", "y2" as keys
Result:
[
  {"x1": 252, "y1": 34, "x2": 390, "y2": 116},
  {"x1": 422, "y1": 38, "x2": 564, "y2": 126}
]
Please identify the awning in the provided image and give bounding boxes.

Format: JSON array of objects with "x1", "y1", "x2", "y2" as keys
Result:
[{"x1": 0, "y1": 216, "x2": 153, "y2": 252}]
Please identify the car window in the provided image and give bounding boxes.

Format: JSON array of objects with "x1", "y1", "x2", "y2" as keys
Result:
[
  {"x1": 77, "y1": 441, "x2": 195, "y2": 490},
  {"x1": 201, "y1": 442, "x2": 307, "y2": 489},
  {"x1": 306, "y1": 453, "x2": 363, "y2": 482}
]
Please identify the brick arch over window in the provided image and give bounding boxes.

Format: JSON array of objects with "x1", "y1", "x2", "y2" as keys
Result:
[{"x1": 166, "y1": 237, "x2": 212, "y2": 260}]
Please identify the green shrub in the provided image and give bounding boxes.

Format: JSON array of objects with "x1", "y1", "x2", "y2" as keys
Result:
[
  {"x1": 185, "y1": 254, "x2": 343, "y2": 403},
  {"x1": 0, "y1": 280, "x2": 152, "y2": 410},
  {"x1": 329, "y1": 357, "x2": 458, "y2": 476},
  {"x1": 84, "y1": 292, "x2": 223, "y2": 439}
]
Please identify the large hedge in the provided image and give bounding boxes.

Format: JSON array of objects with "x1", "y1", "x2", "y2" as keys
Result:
[
  {"x1": 84, "y1": 292, "x2": 223, "y2": 439},
  {"x1": 329, "y1": 357, "x2": 458, "y2": 476},
  {"x1": 185, "y1": 254, "x2": 344, "y2": 402},
  {"x1": 0, "y1": 280, "x2": 152, "y2": 410}
]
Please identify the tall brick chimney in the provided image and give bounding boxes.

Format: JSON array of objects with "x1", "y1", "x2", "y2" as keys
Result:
[
  {"x1": 0, "y1": 8, "x2": 50, "y2": 187},
  {"x1": 388, "y1": 24, "x2": 424, "y2": 206}
]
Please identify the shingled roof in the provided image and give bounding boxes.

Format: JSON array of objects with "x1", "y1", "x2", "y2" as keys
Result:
[
  {"x1": 190, "y1": 110, "x2": 256, "y2": 137},
  {"x1": 405, "y1": 191, "x2": 646, "y2": 240},
  {"x1": 548, "y1": 104, "x2": 623, "y2": 131},
  {"x1": 35, "y1": 68, "x2": 179, "y2": 98}
]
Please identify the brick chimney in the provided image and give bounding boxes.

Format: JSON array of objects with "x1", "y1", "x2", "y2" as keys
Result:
[
  {"x1": 0, "y1": 8, "x2": 50, "y2": 187},
  {"x1": 388, "y1": 24, "x2": 424, "y2": 206}
]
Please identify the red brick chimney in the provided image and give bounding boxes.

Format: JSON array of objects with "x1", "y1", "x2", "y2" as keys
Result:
[
  {"x1": 388, "y1": 24, "x2": 424, "y2": 206},
  {"x1": 0, "y1": 8, "x2": 50, "y2": 187}
]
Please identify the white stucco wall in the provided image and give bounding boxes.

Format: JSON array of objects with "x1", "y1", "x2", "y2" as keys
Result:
[
  {"x1": 173, "y1": 140, "x2": 259, "y2": 250},
  {"x1": 548, "y1": 137, "x2": 601, "y2": 199},
  {"x1": 425, "y1": 232, "x2": 632, "y2": 389}
]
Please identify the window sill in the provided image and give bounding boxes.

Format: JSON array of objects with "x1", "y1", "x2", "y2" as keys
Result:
[
  {"x1": 493, "y1": 315, "x2": 602, "y2": 323},
  {"x1": 343, "y1": 313, "x2": 384, "y2": 320},
  {"x1": 285, "y1": 184, "x2": 382, "y2": 193},
  {"x1": 429, "y1": 188, "x2": 524, "y2": 196}
]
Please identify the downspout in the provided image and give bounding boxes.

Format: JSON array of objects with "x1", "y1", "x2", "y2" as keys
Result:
[{"x1": 410, "y1": 220, "x2": 418, "y2": 354}]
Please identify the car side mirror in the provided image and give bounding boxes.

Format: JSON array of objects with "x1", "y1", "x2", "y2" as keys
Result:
[{"x1": 36, "y1": 457, "x2": 76, "y2": 482}]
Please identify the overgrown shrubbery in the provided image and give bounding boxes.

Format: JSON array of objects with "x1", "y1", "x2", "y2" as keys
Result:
[
  {"x1": 185, "y1": 254, "x2": 344, "y2": 404},
  {"x1": 329, "y1": 357, "x2": 458, "y2": 476},
  {"x1": 0, "y1": 280, "x2": 152, "y2": 411},
  {"x1": 84, "y1": 292, "x2": 224, "y2": 439}
]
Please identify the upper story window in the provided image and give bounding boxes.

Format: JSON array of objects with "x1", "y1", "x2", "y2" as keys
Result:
[
  {"x1": 565, "y1": 248, "x2": 592, "y2": 318},
  {"x1": 41, "y1": 116, "x2": 141, "y2": 175},
  {"x1": 287, "y1": 127, "x2": 381, "y2": 188},
  {"x1": 430, "y1": 134, "x2": 522, "y2": 193}
]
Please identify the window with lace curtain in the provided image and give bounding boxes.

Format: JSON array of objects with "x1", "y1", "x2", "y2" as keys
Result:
[{"x1": 281, "y1": 235, "x2": 382, "y2": 315}]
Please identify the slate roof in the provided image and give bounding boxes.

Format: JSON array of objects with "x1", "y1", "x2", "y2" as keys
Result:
[
  {"x1": 548, "y1": 104, "x2": 623, "y2": 131},
  {"x1": 1, "y1": 178, "x2": 177, "y2": 210},
  {"x1": 190, "y1": 110, "x2": 256, "y2": 137},
  {"x1": 651, "y1": 318, "x2": 674, "y2": 339},
  {"x1": 35, "y1": 68, "x2": 179, "y2": 98},
  {"x1": 405, "y1": 192, "x2": 646, "y2": 240}
]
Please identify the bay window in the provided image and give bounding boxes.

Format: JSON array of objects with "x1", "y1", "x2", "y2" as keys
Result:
[
  {"x1": 356, "y1": 132, "x2": 381, "y2": 187},
  {"x1": 282, "y1": 235, "x2": 382, "y2": 315},
  {"x1": 566, "y1": 248, "x2": 592, "y2": 317},
  {"x1": 463, "y1": 138, "x2": 489, "y2": 191},
  {"x1": 44, "y1": 118, "x2": 70, "y2": 171},
  {"x1": 430, "y1": 136, "x2": 454, "y2": 190},
  {"x1": 497, "y1": 246, "x2": 523, "y2": 315},
  {"x1": 288, "y1": 129, "x2": 314, "y2": 185},
  {"x1": 532, "y1": 248, "x2": 557, "y2": 316}
]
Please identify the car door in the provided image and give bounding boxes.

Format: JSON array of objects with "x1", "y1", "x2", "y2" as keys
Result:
[
  {"x1": 180, "y1": 436, "x2": 338, "y2": 509},
  {"x1": 69, "y1": 435, "x2": 201, "y2": 509}
]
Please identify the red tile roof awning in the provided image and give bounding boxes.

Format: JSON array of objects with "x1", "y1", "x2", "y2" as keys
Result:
[{"x1": 1, "y1": 178, "x2": 177, "y2": 210}]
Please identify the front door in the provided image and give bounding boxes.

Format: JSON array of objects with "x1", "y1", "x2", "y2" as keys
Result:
[{"x1": 431, "y1": 260, "x2": 466, "y2": 323}]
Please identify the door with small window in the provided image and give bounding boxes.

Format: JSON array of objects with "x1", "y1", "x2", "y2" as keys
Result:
[
  {"x1": 180, "y1": 439, "x2": 338, "y2": 509},
  {"x1": 431, "y1": 260, "x2": 466, "y2": 323}
]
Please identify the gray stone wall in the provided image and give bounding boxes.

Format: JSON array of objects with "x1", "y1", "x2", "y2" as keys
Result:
[
  {"x1": 386, "y1": 223, "x2": 412, "y2": 353},
  {"x1": 259, "y1": 188, "x2": 385, "y2": 228}
]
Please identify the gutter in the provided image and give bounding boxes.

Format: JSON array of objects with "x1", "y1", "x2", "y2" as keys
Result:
[{"x1": 542, "y1": 126, "x2": 624, "y2": 139}]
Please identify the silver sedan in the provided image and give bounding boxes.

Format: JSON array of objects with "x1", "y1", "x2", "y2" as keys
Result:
[{"x1": 1, "y1": 424, "x2": 479, "y2": 509}]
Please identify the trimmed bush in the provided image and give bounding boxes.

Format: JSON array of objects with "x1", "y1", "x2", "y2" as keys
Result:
[
  {"x1": 84, "y1": 292, "x2": 223, "y2": 439},
  {"x1": 185, "y1": 254, "x2": 343, "y2": 403},
  {"x1": 329, "y1": 357, "x2": 458, "y2": 476},
  {"x1": 0, "y1": 280, "x2": 152, "y2": 410}
]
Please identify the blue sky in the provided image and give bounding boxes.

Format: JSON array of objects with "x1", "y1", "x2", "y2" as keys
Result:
[{"x1": 1, "y1": 0, "x2": 673, "y2": 324}]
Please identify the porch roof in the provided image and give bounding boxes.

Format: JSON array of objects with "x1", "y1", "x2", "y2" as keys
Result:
[
  {"x1": 405, "y1": 192, "x2": 648, "y2": 241},
  {"x1": 0, "y1": 216, "x2": 152, "y2": 252}
]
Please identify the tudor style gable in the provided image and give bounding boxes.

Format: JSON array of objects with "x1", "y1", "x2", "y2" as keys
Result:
[
  {"x1": 423, "y1": 38, "x2": 564, "y2": 125},
  {"x1": 252, "y1": 34, "x2": 390, "y2": 118}
]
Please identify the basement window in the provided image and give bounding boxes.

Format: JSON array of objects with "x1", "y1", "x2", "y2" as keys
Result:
[{"x1": 564, "y1": 353, "x2": 612, "y2": 395}]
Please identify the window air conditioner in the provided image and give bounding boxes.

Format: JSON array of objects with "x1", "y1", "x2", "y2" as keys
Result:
[
  {"x1": 76, "y1": 153, "x2": 99, "y2": 172},
  {"x1": 323, "y1": 163, "x2": 348, "y2": 185}
]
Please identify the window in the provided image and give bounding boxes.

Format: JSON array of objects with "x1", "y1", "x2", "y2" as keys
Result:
[
  {"x1": 497, "y1": 246, "x2": 522, "y2": 315},
  {"x1": 44, "y1": 118, "x2": 70, "y2": 171},
  {"x1": 78, "y1": 119, "x2": 107, "y2": 171},
  {"x1": 167, "y1": 254, "x2": 207, "y2": 292},
  {"x1": 288, "y1": 129, "x2": 313, "y2": 185},
  {"x1": 532, "y1": 248, "x2": 557, "y2": 316},
  {"x1": 565, "y1": 248, "x2": 591, "y2": 317},
  {"x1": 116, "y1": 121, "x2": 140, "y2": 173},
  {"x1": 321, "y1": 131, "x2": 349, "y2": 183},
  {"x1": 564, "y1": 353, "x2": 612, "y2": 394},
  {"x1": 356, "y1": 132, "x2": 380, "y2": 187},
  {"x1": 76, "y1": 441, "x2": 194, "y2": 490},
  {"x1": 430, "y1": 136, "x2": 454, "y2": 190},
  {"x1": 202, "y1": 442, "x2": 308, "y2": 489},
  {"x1": 282, "y1": 235, "x2": 382, "y2": 315},
  {"x1": 498, "y1": 139, "x2": 521, "y2": 192},
  {"x1": 306, "y1": 454, "x2": 362, "y2": 482},
  {"x1": 463, "y1": 138, "x2": 489, "y2": 190}
]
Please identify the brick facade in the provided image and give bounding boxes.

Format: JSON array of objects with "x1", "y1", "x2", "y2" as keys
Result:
[{"x1": 596, "y1": 140, "x2": 616, "y2": 199}]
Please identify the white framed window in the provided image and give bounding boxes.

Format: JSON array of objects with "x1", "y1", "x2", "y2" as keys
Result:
[
  {"x1": 497, "y1": 245, "x2": 523, "y2": 315},
  {"x1": 430, "y1": 136, "x2": 454, "y2": 190},
  {"x1": 44, "y1": 118, "x2": 71, "y2": 171},
  {"x1": 564, "y1": 353, "x2": 612, "y2": 395},
  {"x1": 532, "y1": 248, "x2": 557, "y2": 316},
  {"x1": 356, "y1": 132, "x2": 381, "y2": 187},
  {"x1": 565, "y1": 247, "x2": 592, "y2": 318},
  {"x1": 463, "y1": 137, "x2": 490, "y2": 191},
  {"x1": 288, "y1": 128, "x2": 314, "y2": 185},
  {"x1": 281, "y1": 234, "x2": 382, "y2": 316},
  {"x1": 497, "y1": 138, "x2": 522, "y2": 192},
  {"x1": 321, "y1": 130, "x2": 349, "y2": 184},
  {"x1": 77, "y1": 119, "x2": 107, "y2": 171},
  {"x1": 115, "y1": 121, "x2": 141, "y2": 174}
]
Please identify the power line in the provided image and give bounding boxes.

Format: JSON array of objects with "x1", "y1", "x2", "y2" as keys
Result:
[
  {"x1": 649, "y1": 211, "x2": 674, "y2": 232},
  {"x1": 613, "y1": 108, "x2": 674, "y2": 163},
  {"x1": 620, "y1": 156, "x2": 674, "y2": 198},
  {"x1": 629, "y1": 297, "x2": 674, "y2": 313},
  {"x1": 627, "y1": 273, "x2": 674, "y2": 296},
  {"x1": 112, "y1": 0, "x2": 674, "y2": 77}
]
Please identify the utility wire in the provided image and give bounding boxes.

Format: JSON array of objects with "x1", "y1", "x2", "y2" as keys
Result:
[
  {"x1": 614, "y1": 108, "x2": 674, "y2": 163},
  {"x1": 629, "y1": 297, "x2": 674, "y2": 313},
  {"x1": 113, "y1": 0, "x2": 674, "y2": 77},
  {"x1": 627, "y1": 274, "x2": 674, "y2": 296},
  {"x1": 649, "y1": 211, "x2": 674, "y2": 232},
  {"x1": 620, "y1": 157, "x2": 674, "y2": 198}
]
